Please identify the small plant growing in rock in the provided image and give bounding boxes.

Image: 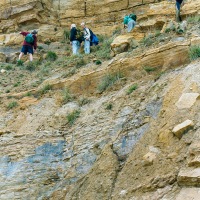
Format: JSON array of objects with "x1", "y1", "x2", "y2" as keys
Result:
[
  {"x1": 187, "y1": 16, "x2": 200, "y2": 24},
  {"x1": 105, "y1": 103, "x2": 113, "y2": 110},
  {"x1": 46, "y1": 51, "x2": 57, "y2": 61},
  {"x1": 95, "y1": 60, "x2": 102, "y2": 65},
  {"x1": 112, "y1": 27, "x2": 122, "y2": 35},
  {"x1": 126, "y1": 84, "x2": 138, "y2": 95},
  {"x1": 39, "y1": 84, "x2": 53, "y2": 95},
  {"x1": 62, "y1": 67, "x2": 76, "y2": 78},
  {"x1": 24, "y1": 92, "x2": 32, "y2": 97},
  {"x1": 13, "y1": 82, "x2": 20, "y2": 87},
  {"x1": 78, "y1": 97, "x2": 91, "y2": 107},
  {"x1": 189, "y1": 45, "x2": 200, "y2": 61},
  {"x1": 37, "y1": 45, "x2": 44, "y2": 50},
  {"x1": 7, "y1": 101, "x2": 18, "y2": 110},
  {"x1": 95, "y1": 36, "x2": 113, "y2": 60},
  {"x1": 76, "y1": 57, "x2": 86, "y2": 68},
  {"x1": 5, "y1": 65, "x2": 12, "y2": 70},
  {"x1": 17, "y1": 60, "x2": 24, "y2": 66},
  {"x1": 67, "y1": 110, "x2": 80, "y2": 126},
  {"x1": 143, "y1": 66, "x2": 157, "y2": 73},
  {"x1": 61, "y1": 88, "x2": 74, "y2": 104},
  {"x1": 141, "y1": 34, "x2": 154, "y2": 47},
  {"x1": 26, "y1": 62, "x2": 36, "y2": 71},
  {"x1": 97, "y1": 72, "x2": 124, "y2": 93}
]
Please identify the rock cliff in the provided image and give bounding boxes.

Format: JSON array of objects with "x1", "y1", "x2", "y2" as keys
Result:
[{"x1": 0, "y1": 0, "x2": 200, "y2": 200}]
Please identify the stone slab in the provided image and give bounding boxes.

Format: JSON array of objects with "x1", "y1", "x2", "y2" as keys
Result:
[{"x1": 175, "y1": 93, "x2": 199, "y2": 109}]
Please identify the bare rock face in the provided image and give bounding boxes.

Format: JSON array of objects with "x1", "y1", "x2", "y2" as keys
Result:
[
  {"x1": 0, "y1": 52, "x2": 6, "y2": 62},
  {"x1": 1, "y1": 0, "x2": 200, "y2": 200},
  {"x1": 65, "y1": 144, "x2": 119, "y2": 200}
]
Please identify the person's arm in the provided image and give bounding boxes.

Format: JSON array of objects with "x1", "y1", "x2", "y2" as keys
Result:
[
  {"x1": 85, "y1": 28, "x2": 90, "y2": 40},
  {"x1": 20, "y1": 32, "x2": 28, "y2": 36},
  {"x1": 33, "y1": 36, "x2": 37, "y2": 50}
]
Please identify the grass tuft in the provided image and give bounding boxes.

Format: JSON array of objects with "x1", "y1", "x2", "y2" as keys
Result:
[
  {"x1": 67, "y1": 110, "x2": 80, "y2": 126},
  {"x1": 189, "y1": 45, "x2": 200, "y2": 61}
]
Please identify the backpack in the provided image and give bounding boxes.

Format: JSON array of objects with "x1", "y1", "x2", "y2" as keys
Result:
[
  {"x1": 76, "y1": 29, "x2": 84, "y2": 43},
  {"x1": 25, "y1": 33, "x2": 34, "y2": 44},
  {"x1": 129, "y1": 13, "x2": 137, "y2": 22},
  {"x1": 123, "y1": 15, "x2": 129, "y2": 25},
  {"x1": 88, "y1": 29, "x2": 99, "y2": 46}
]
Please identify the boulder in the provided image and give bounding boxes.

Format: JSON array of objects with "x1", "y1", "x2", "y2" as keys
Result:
[
  {"x1": 111, "y1": 35, "x2": 139, "y2": 55},
  {"x1": 175, "y1": 93, "x2": 199, "y2": 109},
  {"x1": 178, "y1": 167, "x2": 200, "y2": 186},
  {"x1": 172, "y1": 119, "x2": 194, "y2": 139}
]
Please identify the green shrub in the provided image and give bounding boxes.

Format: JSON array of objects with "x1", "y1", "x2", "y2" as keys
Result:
[
  {"x1": 187, "y1": 16, "x2": 200, "y2": 24},
  {"x1": 44, "y1": 40, "x2": 51, "y2": 46},
  {"x1": 25, "y1": 62, "x2": 36, "y2": 71},
  {"x1": 95, "y1": 37, "x2": 113, "y2": 60},
  {"x1": 46, "y1": 51, "x2": 57, "y2": 61},
  {"x1": 24, "y1": 92, "x2": 32, "y2": 97},
  {"x1": 5, "y1": 65, "x2": 12, "y2": 70},
  {"x1": 127, "y1": 84, "x2": 138, "y2": 95},
  {"x1": 97, "y1": 72, "x2": 124, "y2": 93},
  {"x1": 95, "y1": 60, "x2": 102, "y2": 65},
  {"x1": 143, "y1": 66, "x2": 157, "y2": 73},
  {"x1": 189, "y1": 45, "x2": 200, "y2": 61},
  {"x1": 62, "y1": 67, "x2": 76, "y2": 78},
  {"x1": 141, "y1": 35, "x2": 154, "y2": 46},
  {"x1": 7, "y1": 101, "x2": 18, "y2": 110},
  {"x1": 112, "y1": 27, "x2": 122, "y2": 35},
  {"x1": 17, "y1": 60, "x2": 24, "y2": 66},
  {"x1": 62, "y1": 88, "x2": 74, "y2": 104},
  {"x1": 76, "y1": 57, "x2": 86, "y2": 68},
  {"x1": 39, "y1": 84, "x2": 53, "y2": 95},
  {"x1": 14, "y1": 82, "x2": 20, "y2": 87},
  {"x1": 37, "y1": 46, "x2": 44, "y2": 50},
  {"x1": 78, "y1": 97, "x2": 91, "y2": 106},
  {"x1": 67, "y1": 110, "x2": 80, "y2": 125},
  {"x1": 105, "y1": 103, "x2": 113, "y2": 110}
]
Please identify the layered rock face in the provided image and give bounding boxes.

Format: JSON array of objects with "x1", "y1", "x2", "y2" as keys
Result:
[{"x1": 0, "y1": 0, "x2": 200, "y2": 200}]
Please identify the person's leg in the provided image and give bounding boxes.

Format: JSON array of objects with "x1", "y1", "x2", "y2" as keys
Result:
[
  {"x1": 84, "y1": 40, "x2": 90, "y2": 54},
  {"x1": 18, "y1": 52, "x2": 24, "y2": 60},
  {"x1": 72, "y1": 41, "x2": 79, "y2": 55},
  {"x1": 176, "y1": 1, "x2": 182, "y2": 22},
  {"x1": 27, "y1": 46, "x2": 34, "y2": 61},
  {"x1": 29, "y1": 54, "x2": 33, "y2": 62},
  {"x1": 77, "y1": 41, "x2": 80, "y2": 54}
]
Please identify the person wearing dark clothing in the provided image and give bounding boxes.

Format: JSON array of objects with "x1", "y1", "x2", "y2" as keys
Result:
[
  {"x1": 176, "y1": 0, "x2": 184, "y2": 22},
  {"x1": 70, "y1": 24, "x2": 80, "y2": 55},
  {"x1": 18, "y1": 30, "x2": 38, "y2": 62}
]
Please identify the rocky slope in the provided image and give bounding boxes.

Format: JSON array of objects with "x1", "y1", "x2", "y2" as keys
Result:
[{"x1": 0, "y1": 0, "x2": 200, "y2": 200}]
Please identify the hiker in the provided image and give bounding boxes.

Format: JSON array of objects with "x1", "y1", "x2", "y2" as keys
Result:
[
  {"x1": 123, "y1": 14, "x2": 136, "y2": 33},
  {"x1": 81, "y1": 22, "x2": 91, "y2": 54},
  {"x1": 175, "y1": 0, "x2": 184, "y2": 22},
  {"x1": 18, "y1": 30, "x2": 38, "y2": 62},
  {"x1": 70, "y1": 24, "x2": 80, "y2": 55}
]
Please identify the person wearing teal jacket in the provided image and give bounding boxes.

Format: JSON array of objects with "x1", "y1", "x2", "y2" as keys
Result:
[{"x1": 123, "y1": 15, "x2": 136, "y2": 32}]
